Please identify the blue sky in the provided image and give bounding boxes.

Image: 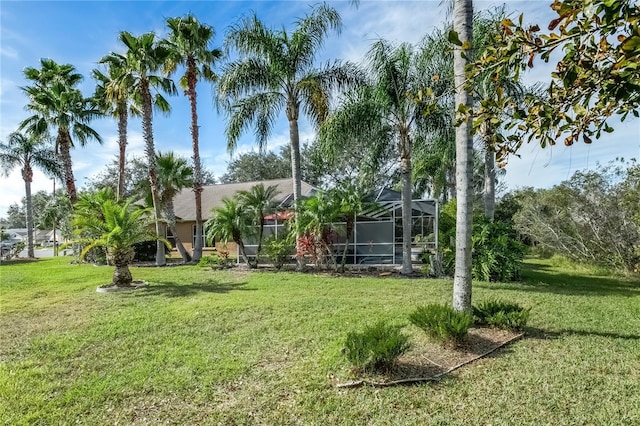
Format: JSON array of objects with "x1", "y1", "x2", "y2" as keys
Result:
[{"x1": 1, "y1": 0, "x2": 638, "y2": 218}]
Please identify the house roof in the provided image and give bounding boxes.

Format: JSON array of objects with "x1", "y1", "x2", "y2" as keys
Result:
[{"x1": 172, "y1": 178, "x2": 317, "y2": 222}]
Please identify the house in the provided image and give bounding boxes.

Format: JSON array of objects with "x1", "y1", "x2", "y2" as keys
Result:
[{"x1": 169, "y1": 178, "x2": 317, "y2": 254}]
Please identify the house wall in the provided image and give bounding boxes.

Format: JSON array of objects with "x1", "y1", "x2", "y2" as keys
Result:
[{"x1": 173, "y1": 221, "x2": 238, "y2": 258}]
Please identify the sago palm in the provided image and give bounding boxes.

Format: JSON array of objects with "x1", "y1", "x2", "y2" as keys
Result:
[
  {"x1": 0, "y1": 131, "x2": 60, "y2": 257},
  {"x1": 163, "y1": 14, "x2": 222, "y2": 263}
]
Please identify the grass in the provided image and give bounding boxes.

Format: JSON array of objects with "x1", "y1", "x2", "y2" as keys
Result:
[{"x1": 1, "y1": 256, "x2": 639, "y2": 425}]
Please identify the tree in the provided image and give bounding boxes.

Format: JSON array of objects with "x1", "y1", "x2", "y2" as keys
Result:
[
  {"x1": 73, "y1": 198, "x2": 165, "y2": 287},
  {"x1": 204, "y1": 198, "x2": 253, "y2": 266},
  {"x1": 93, "y1": 52, "x2": 138, "y2": 201},
  {"x1": 117, "y1": 31, "x2": 177, "y2": 266},
  {"x1": 451, "y1": 0, "x2": 474, "y2": 311},
  {"x1": 472, "y1": 0, "x2": 640, "y2": 161},
  {"x1": 5, "y1": 204, "x2": 25, "y2": 228},
  {"x1": 0, "y1": 132, "x2": 60, "y2": 257},
  {"x1": 156, "y1": 151, "x2": 193, "y2": 262},
  {"x1": 20, "y1": 58, "x2": 102, "y2": 204},
  {"x1": 236, "y1": 183, "x2": 280, "y2": 267},
  {"x1": 163, "y1": 14, "x2": 222, "y2": 263},
  {"x1": 217, "y1": 3, "x2": 361, "y2": 269},
  {"x1": 319, "y1": 39, "x2": 441, "y2": 274},
  {"x1": 220, "y1": 149, "x2": 291, "y2": 184}
]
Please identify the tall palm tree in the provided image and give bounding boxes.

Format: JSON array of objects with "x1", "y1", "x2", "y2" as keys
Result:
[
  {"x1": 117, "y1": 31, "x2": 177, "y2": 266},
  {"x1": 156, "y1": 151, "x2": 193, "y2": 263},
  {"x1": 319, "y1": 39, "x2": 442, "y2": 274},
  {"x1": 452, "y1": 0, "x2": 474, "y2": 312},
  {"x1": 163, "y1": 14, "x2": 222, "y2": 263},
  {"x1": 204, "y1": 198, "x2": 253, "y2": 266},
  {"x1": 236, "y1": 183, "x2": 280, "y2": 268},
  {"x1": 0, "y1": 131, "x2": 60, "y2": 257},
  {"x1": 93, "y1": 53, "x2": 139, "y2": 201},
  {"x1": 73, "y1": 198, "x2": 164, "y2": 287},
  {"x1": 217, "y1": 3, "x2": 362, "y2": 269},
  {"x1": 20, "y1": 59, "x2": 102, "y2": 204}
]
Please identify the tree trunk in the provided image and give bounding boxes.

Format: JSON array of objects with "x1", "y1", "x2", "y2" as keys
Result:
[
  {"x1": 23, "y1": 165, "x2": 34, "y2": 258},
  {"x1": 58, "y1": 129, "x2": 77, "y2": 205},
  {"x1": 116, "y1": 102, "x2": 128, "y2": 202},
  {"x1": 399, "y1": 129, "x2": 413, "y2": 275},
  {"x1": 111, "y1": 249, "x2": 134, "y2": 287},
  {"x1": 255, "y1": 215, "x2": 265, "y2": 268},
  {"x1": 141, "y1": 79, "x2": 166, "y2": 266},
  {"x1": 235, "y1": 235, "x2": 251, "y2": 267},
  {"x1": 187, "y1": 58, "x2": 203, "y2": 262},
  {"x1": 339, "y1": 215, "x2": 354, "y2": 273},
  {"x1": 287, "y1": 100, "x2": 304, "y2": 271},
  {"x1": 164, "y1": 197, "x2": 191, "y2": 263},
  {"x1": 481, "y1": 122, "x2": 496, "y2": 221},
  {"x1": 452, "y1": 0, "x2": 474, "y2": 312}
]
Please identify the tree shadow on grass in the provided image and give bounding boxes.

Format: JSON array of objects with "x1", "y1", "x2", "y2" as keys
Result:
[
  {"x1": 524, "y1": 326, "x2": 640, "y2": 342},
  {"x1": 130, "y1": 279, "x2": 251, "y2": 298},
  {"x1": 482, "y1": 262, "x2": 640, "y2": 297},
  {"x1": 0, "y1": 258, "x2": 40, "y2": 267}
]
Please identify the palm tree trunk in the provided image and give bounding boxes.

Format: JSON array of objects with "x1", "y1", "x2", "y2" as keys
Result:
[
  {"x1": 187, "y1": 58, "x2": 203, "y2": 262},
  {"x1": 141, "y1": 80, "x2": 166, "y2": 267},
  {"x1": 235, "y1": 236, "x2": 251, "y2": 267},
  {"x1": 111, "y1": 249, "x2": 134, "y2": 287},
  {"x1": 287, "y1": 101, "x2": 304, "y2": 271},
  {"x1": 339, "y1": 215, "x2": 354, "y2": 273},
  {"x1": 58, "y1": 129, "x2": 77, "y2": 205},
  {"x1": 399, "y1": 130, "x2": 413, "y2": 275},
  {"x1": 164, "y1": 198, "x2": 191, "y2": 263},
  {"x1": 255, "y1": 216, "x2": 265, "y2": 268},
  {"x1": 23, "y1": 165, "x2": 35, "y2": 258},
  {"x1": 452, "y1": 0, "x2": 474, "y2": 312},
  {"x1": 116, "y1": 102, "x2": 128, "y2": 202},
  {"x1": 481, "y1": 123, "x2": 496, "y2": 221}
]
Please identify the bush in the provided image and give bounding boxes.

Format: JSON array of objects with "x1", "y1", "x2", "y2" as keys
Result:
[
  {"x1": 344, "y1": 321, "x2": 411, "y2": 373},
  {"x1": 470, "y1": 217, "x2": 525, "y2": 282},
  {"x1": 132, "y1": 241, "x2": 168, "y2": 262},
  {"x1": 263, "y1": 234, "x2": 294, "y2": 270},
  {"x1": 473, "y1": 299, "x2": 530, "y2": 330},
  {"x1": 197, "y1": 249, "x2": 232, "y2": 269},
  {"x1": 409, "y1": 304, "x2": 472, "y2": 346}
]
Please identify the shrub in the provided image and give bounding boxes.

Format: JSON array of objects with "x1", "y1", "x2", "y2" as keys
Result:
[
  {"x1": 473, "y1": 299, "x2": 530, "y2": 330},
  {"x1": 344, "y1": 321, "x2": 411, "y2": 373},
  {"x1": 197, "y1": 250, "x2": 232, "y2": 269},
  {"x1": 133, "y1": 240, "x2": 168, "y2": 262},
  {"x1": 471, "y1": 217, "x2": 525, "y2": 282},
  {"x1": 263, "y1": 234, "x2": 294, "y2": 270},
  {"x1": 409, "y1": 304, "x2": 472, "y2": 346}
]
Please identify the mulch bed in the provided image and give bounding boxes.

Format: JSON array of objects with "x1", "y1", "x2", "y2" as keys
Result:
[{"x1": 335, "y1": 327, "x2": 524, "y2": 388}]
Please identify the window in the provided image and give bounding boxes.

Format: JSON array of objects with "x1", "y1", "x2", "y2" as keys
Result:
[{"x1": 193, "y1": 225, "x2": 213, "y2": 248}]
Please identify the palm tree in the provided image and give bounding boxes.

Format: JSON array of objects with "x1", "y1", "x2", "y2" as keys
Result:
[
  {"x1": 20, "y1": 59, "x2": 102, "y2": 204},
  {"x1": 73, "y1": 198, "x2": 165, "y2": 287},
  {"x1": 93, "y1": 53, "x2": 139, "y2": 201},
  {"x1": 319, "y1": 39, "x2": 442, "y2": 274},
  {"x1": 0, "y1": 132, "x2": 60, "y2": 257},
  {"x1": 117, "y1": 31, "x2": 177, "y2": 266},
  {"x1": 204, "y1": 198, "x2": 253, "y2": 266},
  {"x1": 236, "y1": 183, "x2": 280, "y2": 268},
  {"x1": 452, "y1": 0, "x2": 474, "y2": 312},
  {"x1": 217, "y1": 3, "x2": 361, "y2": 269},
  {"x1": 156, "y1": 151, "x2": 193, "y2": 263},
  {"x1": 163, "y1": 14, "x2": 222, "y2": 263}
]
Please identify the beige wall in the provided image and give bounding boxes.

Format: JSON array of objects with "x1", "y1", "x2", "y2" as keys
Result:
[{"x1": 172, "y1": 221, "x2": 238, "y2": 257}]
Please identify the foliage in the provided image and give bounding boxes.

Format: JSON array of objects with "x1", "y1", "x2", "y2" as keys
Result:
[
  {"x1": 197, "y1": 250, "x2": 232, "y2": 270},
  {"x1": 236, "y1": 183, "x2": 280, "y2": 268},
  {"x1": 204, "y1": 198, "x2": 253, "y2": 266},
  {"x1": 296, "y1": 191, "x2": 341, "y2": 269},
  {"x1": 132, "y1": 240, "x2": 166, "y2": 262},
  {"x1": 470, "y1": 216, "x2": 525, "y2": 282},
  {"x1": 409, "y1": 304, "x2": 472, "y2": 346},
  {"x1": 470, "y1": 0, "x2": 640, "y2": 162},
  {"x1": 513, "y1": 161, "x2": 640, "y2": 273},
  {"x1": 1, "y1": 241, "x2": 26, "y2": 260},
  {"x1": 473, "y1": 299, "x2": 530, "y2": 330},
  {"x1": 263, "y1": 234, "x2": 294, "y2": 270},
  {"x1": 343, "y1": 321, "x2": 411, "y2": 373},
  {"x1": 220, "y1": 149, "x2": 291, "y2": 184}
]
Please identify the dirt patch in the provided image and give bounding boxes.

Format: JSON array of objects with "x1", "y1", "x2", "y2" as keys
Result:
[{"x1": 335, "y1": 327, "x2": 523, "y2": 387}]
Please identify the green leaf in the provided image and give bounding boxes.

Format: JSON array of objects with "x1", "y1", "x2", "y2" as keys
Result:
[{"x1": 448, "y1": 30, "x2": 462, "y2": 46}]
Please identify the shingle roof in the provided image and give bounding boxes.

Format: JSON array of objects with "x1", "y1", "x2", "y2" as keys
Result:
[{"x1": 172, "y1": 178, "x2": 317, "y2": 222}]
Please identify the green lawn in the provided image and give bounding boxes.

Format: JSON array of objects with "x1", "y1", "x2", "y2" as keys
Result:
[{"x1": 1, "y1": 257, "x2": 639, "y2": 425}]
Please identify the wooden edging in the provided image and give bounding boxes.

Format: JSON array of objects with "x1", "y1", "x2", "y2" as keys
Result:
[{"x1": 336, "y1": 332, "x2": 525, "y2": 389}]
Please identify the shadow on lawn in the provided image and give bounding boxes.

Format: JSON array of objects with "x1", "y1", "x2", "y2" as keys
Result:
[
  {"x1": 525, "y1": 326, "x2": 640, "y2": 342},
  {"x1": 133, "y1": 279, "x2": 251, "y2": 297},
  {"x1": 483, "y1": 262, "x2": 640, "y2": 297}
]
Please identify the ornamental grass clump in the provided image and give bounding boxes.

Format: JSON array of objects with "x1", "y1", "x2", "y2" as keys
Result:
[
  {"x1": 473, "y1": 299, "x2": 530, "y2": 330},
  {"x1": 343, "y1": 321, "x2": 411, "y2": 373},
  {"x1": 409, "y1": 304, "x2": 472, "y2": 346}
]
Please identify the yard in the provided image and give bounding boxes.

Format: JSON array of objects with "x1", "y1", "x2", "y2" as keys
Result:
[{"x1": 1, "y1": 257, "x2": 639, "y2": 425}]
